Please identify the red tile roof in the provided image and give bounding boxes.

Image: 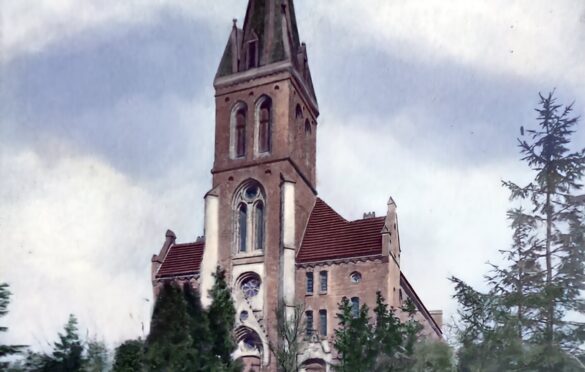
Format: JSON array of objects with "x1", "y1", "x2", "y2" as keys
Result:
[
  {"x1": 297, "y1": 198, "x2": 386, "y2": 263},
  {"x1": 156, "y1": 241, "x2": 205, "y2": 279}
]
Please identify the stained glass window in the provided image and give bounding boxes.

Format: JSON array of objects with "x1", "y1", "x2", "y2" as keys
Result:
[{"x1": 241, "y1": 278, "x2": 260, "y2": 298}]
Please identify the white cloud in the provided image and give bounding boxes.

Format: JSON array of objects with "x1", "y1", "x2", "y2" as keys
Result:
[
  {"x1": 0, "y1": 142, "x2": 205, "y2": 350},
  {"x1": 0, "y1": 0, "x2": 242, "y2": 63},
  {"x1": 302, "y1": 0, "x2": 585, "y2": 90},
  {"x1": 316, "y1": 109, "x2": 532, "y2": 319}
]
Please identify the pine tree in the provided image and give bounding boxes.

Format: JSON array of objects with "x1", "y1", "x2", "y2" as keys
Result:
[
  {"x1": 0, "y1": 283, "x2": 26, "y2": 368},
  {"x1": 207, "y1": 266, "x2": 238, "y2": 370},
  {"x1": 112, "y1": 339, "x2": 144, "y2": 372},
  {"x1": 502, "y1": 91, "x2": 585, "y2": 368}
]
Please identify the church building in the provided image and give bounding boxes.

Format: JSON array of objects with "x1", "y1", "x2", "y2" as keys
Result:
[{"x1": 150, "y1": 1, "x2": 442, "y2": 371}]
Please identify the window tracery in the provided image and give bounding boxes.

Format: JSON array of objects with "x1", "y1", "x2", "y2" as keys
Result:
[{"x1": 234, "y1": 181, "x2": 266, "y2": 254}]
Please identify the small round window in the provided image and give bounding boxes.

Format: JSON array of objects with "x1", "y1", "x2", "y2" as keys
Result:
[
  {"x1": 350, "y1": 272, "x2": 362, "y2": 284},
  {"x1": 241, "y1": 277, "x2": 261, "y2": 298},
  {"x1": 240, "y1": 311, "x2": 249, "y2": 322},
  {"x1": 244, "y1": 186, "x2": 259, "y2": 200}
]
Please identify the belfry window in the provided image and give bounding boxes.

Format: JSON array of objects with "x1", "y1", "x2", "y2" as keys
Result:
[
  {"x1": 247, "y1": 40, "x2": 258, "y2": 69},
  {"x1": 258, "y1": 98, "x2": 272, "y2": 153},
  {"x1": 234, "y1": 182, "x2": 265, "y2": 254}
]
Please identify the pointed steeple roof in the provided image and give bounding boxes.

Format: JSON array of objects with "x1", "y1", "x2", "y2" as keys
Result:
[{"x1": 215, "y1": 0, "x2": 317, "y2": 105}]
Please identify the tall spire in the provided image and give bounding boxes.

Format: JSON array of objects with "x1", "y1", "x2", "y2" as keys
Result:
[{"x1": 215, "y1": 0, "x2": 317, "y2": 105}]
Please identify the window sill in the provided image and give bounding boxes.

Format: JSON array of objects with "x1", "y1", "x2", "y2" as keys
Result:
[
  {"x1": 306, "y1": 292, "x2": 314, "y2": 296},
  {"x1": 319, "y1": 291, "x2": 328, "y2": 296},
  {"x1": 233, "y1": 253, "x2": 265, "y2": 265}
]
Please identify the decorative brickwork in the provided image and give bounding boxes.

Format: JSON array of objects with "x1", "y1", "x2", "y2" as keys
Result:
[{"x1": 150, "y1": 1, "x2": 441, "y2": 371}]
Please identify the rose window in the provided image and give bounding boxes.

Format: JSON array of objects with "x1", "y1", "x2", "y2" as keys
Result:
[{"x1": 241, "y1": 277, "x2": 261, "y2": 298}]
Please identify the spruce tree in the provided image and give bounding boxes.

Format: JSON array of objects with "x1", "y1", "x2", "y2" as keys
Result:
[
  {"x1": 0, "y1": 283, "x2": 26, "y2": 368},
  {"x1": 112, "y1": 339, "x2": 144, "y2": 372},
  {"x1": 502, "y1": 91, "x2": 585, "y2": 368},
  {"x1": 207, "y1": 266, "x2": 238, "y2": 370}
]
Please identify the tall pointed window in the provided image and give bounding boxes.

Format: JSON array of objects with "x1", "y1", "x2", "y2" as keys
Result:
[
  {"x1": 236, "y1": 108, "x2": 247, "y2": 157},
  {"x1": 258, "y1": 99, "x2": 272, "y2": 153},
  {"x1": 238, "y1": 204, "x2": 247, "y2": 253},
  {"x1": 247, "y1": 40, "x2": 258, "y2": 69},
  {"x1": 255, "y1": 202, "x2": 264, "y2": 251},
  {"x1": 233, "y1": 181, "x2": 265, "y2": 255}
]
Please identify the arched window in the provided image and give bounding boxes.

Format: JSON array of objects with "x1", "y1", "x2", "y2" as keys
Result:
[
  {"x1": 255, "y1": 202, "x2": 264, "y2": 251},
  {"x1": 234, "y1": 181, "x2": 265, "y2": 255},
  {"x1": 256, "y1": 97, "x2": 272, "y2": 154},
  {"x1": 236, "y1": 108, "x2": 247, "y2": 157},
  {"x1": 295, "y1": 104, "x2": 303, "y2": 120},
  {"x1": 238, "y1": 204, "x2": 247, "y2": 253},
  {"x1": 304, "y1": 119, "x2": 312, "y2": 135}
]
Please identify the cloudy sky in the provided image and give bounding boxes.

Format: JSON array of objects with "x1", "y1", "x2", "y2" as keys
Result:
[{"x1": 1, "y1": 0, "x2": 584, "y2": 351}]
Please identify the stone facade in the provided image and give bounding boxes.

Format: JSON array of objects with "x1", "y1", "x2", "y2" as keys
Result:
[{"x1": 150, "y1": 1, "x2": 442, "y2": 371}]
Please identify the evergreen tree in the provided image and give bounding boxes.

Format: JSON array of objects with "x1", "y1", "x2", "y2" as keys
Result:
[
  {"x1": 183, "y1": 282, "x2": 221, "y2": 371},
  {"x1": 43, "y1": 314, "x2": 86, "y2": 372},
  {"x1": 207, "y1": 266, "x2": 238, "y2": 370},
  {"x1": 0, "y1": 283, "x2": 26, "y2": 368},
  {"x1": 333, "y1": 297, "x2": 376, "y2": 372},
  {"x1": 410, "y1": 340, "x2": 456, "y2": 372},
  {"x1": 112, "y1": 339, "x2": 144, "y2": 372},
  {"x1": 144, "y1": 281, "x2": 198, "y2": 371},
  {"x1": 84, "y1": 337, "x2": 109, "y2": 372},
  {"x1": 452, "y1": 91, "x2": 585, "y2": 371},
  {"x1": 502, "y1": 91, "x2": 585, "y2": 368}
]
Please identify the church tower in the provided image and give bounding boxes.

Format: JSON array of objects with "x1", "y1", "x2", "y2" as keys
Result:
[
  {"x1": 199, "y1": 0, "x2": 319, "y2": 369},
  {"x1": 151, "y1": 1, "x2": 444, "y2": 371}
]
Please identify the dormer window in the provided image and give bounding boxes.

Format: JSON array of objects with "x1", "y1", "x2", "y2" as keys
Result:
[{"x1": 247, "y1": 40, "x2": 258, "y2": 69}]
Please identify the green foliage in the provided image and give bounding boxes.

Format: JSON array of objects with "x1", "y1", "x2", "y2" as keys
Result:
[
  {"x1": 112, "y1": 339, "x2": 144, "y2": 372},
  {"x1": 410, "y1": 340, "x2": 456, "y2": 372},
  {"x1": 334, "y1": 297, "x2": 376, "y2": 372},
  {"x1": 334, "y1": 292, "x2": 426, "y2": 372},
  {"x1": 452, "y1": 91, "x2": 585, "y2": 371},
  {"x1": 271, "y1": 303, "x2": 305, "y2": 372},
  {"x1": 84, "y1": 337, "x2": 109, "y2": 372},
  {"x1": 0, "y1": 282, "x2": 26, "y2": 367},
  {"x1": 144, "y1": 281, "x2": 200, "y2": 371},
  {"x1": 207, "y1": 267, "x2": 238, "y2": 370},
  {"x1": 43, "y1": 314, "x2": 86, "y2": 371}
]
